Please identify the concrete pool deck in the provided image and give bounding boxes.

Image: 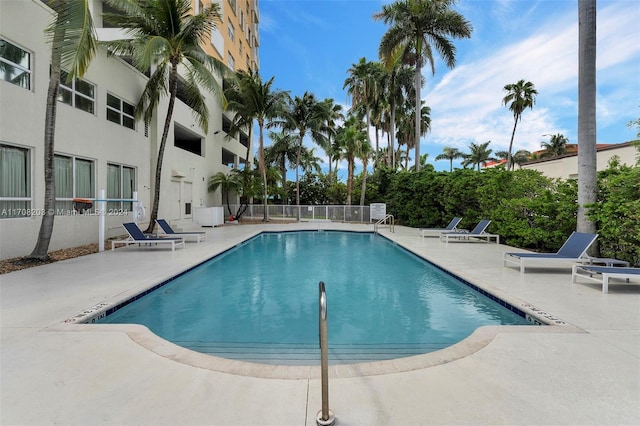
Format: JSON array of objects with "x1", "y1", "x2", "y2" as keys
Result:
[{"x1": 1, "y1": 222, "x2": 639, "y2": 425}]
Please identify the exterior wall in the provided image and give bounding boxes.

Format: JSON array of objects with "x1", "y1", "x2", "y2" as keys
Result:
[
  {"x1": 0, "y1": 0, "x2": 252, "y2": 259},
  {"x1": 520, "y1": 143, "x2": 637, "y2": 179},
  {"x1": 198, "y1": 0, "x2": 260, "y2": 73}
]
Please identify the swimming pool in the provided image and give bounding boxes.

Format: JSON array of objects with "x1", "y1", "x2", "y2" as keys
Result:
[{"x1": 98, "y1": 231, "x2": 532, "y2": 365}]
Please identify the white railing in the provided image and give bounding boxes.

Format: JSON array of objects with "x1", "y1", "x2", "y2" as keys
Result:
[
  {"x1": 226, "y1": 204, "x2": 375, "y2": 223},
  {"x1": 374, "y1": 214, "x2": 395, "y2": 233}
]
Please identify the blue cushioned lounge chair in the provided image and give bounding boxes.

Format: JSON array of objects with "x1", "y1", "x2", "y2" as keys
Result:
[
  {"x1": 503, "y1": 231, "x2": 598, "y2": 273},
  {"x1": 440, "y1": 219, "x2": 499, "y2": 244},
  {"x1": 572, "y1": 265, "x2": 640, "y2": 293},
  {"x1": 420, "y1": 217, "x2": 462, "y2": 237},
  {"x1": 156, "y1": 219, "x2": 207, "y2": 243},
  {"x1": 112, "y1": 222, "x2": 185, "y2": 251}
]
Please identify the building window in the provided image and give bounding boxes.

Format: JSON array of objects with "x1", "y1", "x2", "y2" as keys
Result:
[
  {"x1": 0, "y1": 38, "x2": 31, "y2": 90},
  {"x1": 107, "y1": 93, "x2": 135, "y2": 129},
  {"x1": 228, "y1": 0, "x2": 237, "y2": 14},
  {"x1": 54, "y1": 154, "x2": 94, "y2": 213},
  {"x1": 227, "y1": 20, "x2": 235, "y2": 42},
  {"x1": 107, "y1": 163, "x2": 135, "y2": 211},
  {"x1": 228, "y1": 52, "x2": 235, "y2": 71},
  {"x1": 0, "y1": 144, "x2": 31, "y2": 218},
  {"x1": 58, "y1": 70, "x2": 95, "y2": 114}
]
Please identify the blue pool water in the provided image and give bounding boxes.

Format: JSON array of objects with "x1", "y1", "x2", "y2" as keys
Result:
[{"x1": 99, "y1": 231, "x2": 531, "y2": 364}]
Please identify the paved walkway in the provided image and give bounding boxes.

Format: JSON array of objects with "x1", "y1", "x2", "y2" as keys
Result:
[{"x1": 1, "y1": 222, "x2": 639, "y2": 425}]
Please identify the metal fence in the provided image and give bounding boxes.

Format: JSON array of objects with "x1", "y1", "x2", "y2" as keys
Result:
[{"x1": 226, "y1": 204, "x2": 374, "y2": 223}]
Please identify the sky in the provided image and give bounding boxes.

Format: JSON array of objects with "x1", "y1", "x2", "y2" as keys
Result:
[{"x1": 257, "y1": 0, "x2": 640, "y2": 175}]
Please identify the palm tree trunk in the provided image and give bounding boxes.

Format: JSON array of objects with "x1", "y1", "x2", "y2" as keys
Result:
[
  {"x1": 506, "y1": 117, "x2": 519, "y2": 171},
  {"x1": 145, "y1": 63, "x2": 179, "y2": 233},
  {"x1": 414, "y1": 64, "x2": 422, "y2": 172},
  {"x1": 390, "y1": 100, "x2": 396, "y2": 169},
  {"x1": 30, "y1": 25, "x2": 64, "y2": 260},
  {"x1": 359, "y1": 167, "x2": 367, "y2": 206},
  {"x1": 295, "y1": 134, "x2": 303, "y2": 221},
  {"x1": 577, "y1": 0, "x2": 597, "y2": 237},
  {"x1": 257, "y1": 122, "x2": 269, "y2": 222}
]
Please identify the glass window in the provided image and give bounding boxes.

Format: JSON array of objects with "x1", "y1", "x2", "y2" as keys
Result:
[
  {"x1": 0, "y1": 38, "x2": 31, "y2": 90},
  {"x1": 106, "y1": 93, "x2": 135, "y2": 129},
  {"x1": 228, "y1": 52, "x2": 235, "y2": 71},
  {"x1": 54, "y1": 154, "x2": 95, "y2": 213},
  {"x1": 58, "y1": 70, "x2": 95, "y2": 114},
  {"x1": 0, "y1": 144, "x2": 31, "y2": 218},
  {"x1": 227, "y1": 20, "x2": 235, "y2": 42},
  {"x1": 107, "y1": 163, "x2": 135, "y2": 211}
]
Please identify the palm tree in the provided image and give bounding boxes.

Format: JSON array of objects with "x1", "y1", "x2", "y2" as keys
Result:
[
  {"x1": 435, "y1": 146, "x2": 464, "y2": 171},
  {"x1": 318, "y1": 98, "x2": 344, "y2": 179},
  {"x1": 502, "y1": 79, "x2": 538, "y2": 170},
  {"x1": 462, "y1": 141, "x2": 495, "y2": 171},
  {"x1": 344, "y1": 58, "x2": 378, "y2": 157},
  {"x1": 224, "y1": 70, "x2": 289, "y2": 221},
  {"x1": 283, "y1": 92, "x2": 328, "y2": 219},
  {"x1": 358, "y1": 141, "x2": 374, "y2": 206},
  {"x1": 264, "y1": 131, "x2": 298, "y2": 204},
  {"x1": 375, "y1": 0, "x2": 472, "y2": 172},
  {"x1": 512, "y1": 149, "x2": 532, "y2": 167},
  {"x1": 208, "y1": 171, "x2": 241, "y2": 218},
  {"x1": 335, "y1": 115, "x2": 368, "y2": 205},
  {"x1": 30, "y1": 0, "x2": 98, "y2": 260},
  {"x1": 103, "y1": 0, "x2": 227, "y2": 233},
  {"x1": 577, "y1": 0, "x2": 597, "y2": 236},
  {"x1": 540, "y1": 133, "x2": 569, "y2": 158}
]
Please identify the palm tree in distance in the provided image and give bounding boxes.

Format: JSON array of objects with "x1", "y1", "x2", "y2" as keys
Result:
[
  {"x1": 264, "y1": 131, "x2": 298, "y2": 205},
  {"x1": 30, "y1": 0, "x2": 98, "y2": 260},
  {"x1": 224, "y1": 70, "x2": 289, "y2": 221},
  {"x1": 540, "y1": 133, "x2": 569, "y2": 158},
  {"x1": 336, "y1": 115, "x2": 368, "y2": 205},
  {"x1": 375, "y1": 0, "x2": 472, "y2": 172},
  {"x1": 435, "y1": 146, "x2": 464, "y2": 171},
  {"x1": 284, "y1": 92, "x2": 329, "y2": 220},
  {"x1": 462, "y1": 141, "x2": 495, "y2": 171},
  {"x1": 502, "y1": 79, "x2": 538, "y2": 171},
  {"x1": 103, "y1": 0, "x2": 227, "y2": 233}
]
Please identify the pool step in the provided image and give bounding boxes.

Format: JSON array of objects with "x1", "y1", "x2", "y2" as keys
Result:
[{"x1": 175, "y1": 341, "x2": 451, "y2": 365}]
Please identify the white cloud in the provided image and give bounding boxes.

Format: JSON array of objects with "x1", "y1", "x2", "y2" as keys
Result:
[{"x1": 423, "y1": 0, "x2": 640, "y2": 158}]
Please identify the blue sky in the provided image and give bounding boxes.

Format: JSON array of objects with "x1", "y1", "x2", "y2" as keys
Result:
[{"x1": 258, "y1": 0, "x2": 640, "y2": 175}]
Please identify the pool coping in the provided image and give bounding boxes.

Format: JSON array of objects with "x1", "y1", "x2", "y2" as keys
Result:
[{"x1": 47, "y1": 228, "x2": 586, "y2": 379}]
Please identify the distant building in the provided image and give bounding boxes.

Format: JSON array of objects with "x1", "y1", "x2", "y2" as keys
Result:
[
  {"x1": 520, "y1": 142, "x2": 637, "y2": 179},
  {"x1": 482, "y1": 142, "x2": 637, "y2": 179},
  {"x1": 0, "y1": 0, "x2": 259, "y2": 260}
]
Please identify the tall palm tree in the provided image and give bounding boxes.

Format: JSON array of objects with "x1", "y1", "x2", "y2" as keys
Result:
[
  {"x1": 435, "y1": 146, "x2": 464, "y2": 171},
  {"x1": 335, "y1": 116, "x2": 368, "y2": 206},
  {"x1": 318, "y1": 98, "x2": 344, "y2": 179},
  {"x1": 30, "y1": 0, "x2": 98, "y2": 260},
  {"x1": 358, "y1": 141, "x2": 374, "y2": 206},
  {"x1": 540, "y1": 133, "x2": 569, "y2": 158},
  {"x1": 264, "y1": 131, "x2": 298, "y2": 204},
  {"x1": 103, "y1": 0, "x2": 227, "y2": 233},
  {"x1": 284, "y1": 92, "x2": 328, "y2": 219},
  {"x1": 502, "y1": 79, "x2": 538, "y2": 170},
  {"x1": 344, "y1": 58, "x2": 378, "y2": 156},
  {"x1": 375, "y1": 0, "x2": 472, "y2": 172},
  {"x1": 462, "y1": 141, "x2": 495, "y2": 171},
  {"x1": 224, "y1": 70, "x2": 289, "y2": 221},
  {"x1": 208, "y1": 171, "x2": 241, "y2": 218},
  {"x1": 577, "y1": 0, "x2": 597, "y2": 236}
]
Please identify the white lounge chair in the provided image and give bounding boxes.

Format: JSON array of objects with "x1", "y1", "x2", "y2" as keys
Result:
[
  {"x1": 440, "y1": 219, "x2": 499, "y2": 243},
  {"x1": 572, "y1": 265, "x2": 640, "y2": 293},
  {"x1": 503, "y1": 231, "x2": 598, "y2": 273},
  {"x1": 156, "y1": 219, "x2": 207, "y2": 242},
  {"x1": 112, "y1": 222, "x2": 185, "y2": 251},
  {"x1": 420, "y1": 217, "x2": 462, "y2": 237}
]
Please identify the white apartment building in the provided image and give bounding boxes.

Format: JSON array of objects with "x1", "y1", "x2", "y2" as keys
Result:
[{"x1": 0, "y1": 0, "x2": 258, "y2": 260}]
